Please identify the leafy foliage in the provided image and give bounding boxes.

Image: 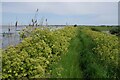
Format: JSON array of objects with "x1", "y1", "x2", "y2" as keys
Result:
[
  {"x1": 109, "y1": 27, "x2": 120, "y2": 36},
  {"x1": 2, "y1": 26, "x2": 77, "y2": 79},
  {"x1": 83, "y1": 28, "x2": 119, "y2": 78},
  {"x1": 2, "y1": 26, "x2": 119, "y2": 79}
]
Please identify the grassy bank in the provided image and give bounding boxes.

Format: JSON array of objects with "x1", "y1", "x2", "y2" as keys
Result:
[
  {"x1": 50, "y1": 28, "x2": 107, "y2": 78},
  {"x1": 79, "y1": 29, "x2": 108, "y2": 78},
  {"x1": 50, "y1": 27, "x2": 119, "y2": 78},
  {"x1": 2, "y1": 26, "x2": 119, "y2": 79},
  {"x1": 50, "y1": 29, "x2": 82, "y2": 78}
]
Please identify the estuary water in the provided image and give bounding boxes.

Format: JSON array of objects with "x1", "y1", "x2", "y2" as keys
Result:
[
  {"x1": 0, "y1": 25, "x2": 64, "y2": 48},
  {"x1": 0, "y1": 25, "x2": 26, "y2": 48}
]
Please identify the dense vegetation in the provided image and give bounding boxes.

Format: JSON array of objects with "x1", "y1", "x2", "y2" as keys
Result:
[
  {"x1": 2, "y1": 26, "x2": 119, "y2": 79},
  {"x1": 82, "y1": 28, "x2": 119, "y2": 78},
  {"x1": 2, "y1": 27, "x2": 77, "y2": 79},
  {"x1": 50, "y1": 27, "x2": 119, "y2": 79},
  {"x1": 109, "y1": 27, "x2": 120, "y2": 36},
  {"x1": 89, "y1": 26, "x2": 116, "y2": 31}
]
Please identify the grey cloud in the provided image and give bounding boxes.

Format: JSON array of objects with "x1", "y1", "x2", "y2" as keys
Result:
[{"x1": 3, "y1": 2, "x2": 118, "y2": 16}]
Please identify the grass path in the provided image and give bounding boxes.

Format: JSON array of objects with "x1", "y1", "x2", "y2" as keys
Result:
[
  {"x1": 51, "y1": 30, "x2": 83, "y2": 78},
  {"x1": 50, "y1": 28, "x2": 107, "y2": 78},
  {"x1": 79, "y1": 30, "x2": 107, "y2": 79}
]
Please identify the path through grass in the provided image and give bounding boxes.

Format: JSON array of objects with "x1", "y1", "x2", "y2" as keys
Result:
[
  {"x1": 51, "y1": 29, "x2": 83, "y2": 78},
  {"x1": 50, "y1": 28, "x2": 108, "y2": 78},
  {"x1": 79, "y1": 30, "x2": 107, "y2": 79}
]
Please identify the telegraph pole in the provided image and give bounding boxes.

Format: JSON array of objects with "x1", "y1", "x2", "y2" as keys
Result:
[
  {"x1": 45, "y1": 18, "x2": 48, "y2": 27},
  {"x1": 15, "y1": 21, "x2": 18, "y2": 30},
  {"x1": 33, "y1": 9, "x2": 39, "y2": 27}
]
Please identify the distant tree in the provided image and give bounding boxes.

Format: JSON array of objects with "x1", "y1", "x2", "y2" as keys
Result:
[
  {"x1": 74, "y1": 24, "x2": 77, "y2": 27},
  {"x1": 110, "y1": 28, "x2": 120, "y2": 36}
]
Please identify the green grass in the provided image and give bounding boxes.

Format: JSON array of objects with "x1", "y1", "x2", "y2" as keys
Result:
[
  {"x1": 88, "y1": 26, "x2": 117, "y2": 31},
  {"x1": 79, "y1": 26, "x2": 118, "y2": 31},
  {"x1": 50, "y1": 28, "x2": 108, "y2": 78},
  {"x1": 50, "y1": 29, "x2": 83, "y2": 78},
  {"x1": 79, "y1": 30, "x2": 107, "y2": 78}
]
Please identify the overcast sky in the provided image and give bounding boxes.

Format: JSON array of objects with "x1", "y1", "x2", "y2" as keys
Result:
[
  {"x1": 2, "y1": 2, "x2": 118, "y2": 25},
  {"x1": 1, "y1": 0, "x2": 120, "y2": 2}
]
